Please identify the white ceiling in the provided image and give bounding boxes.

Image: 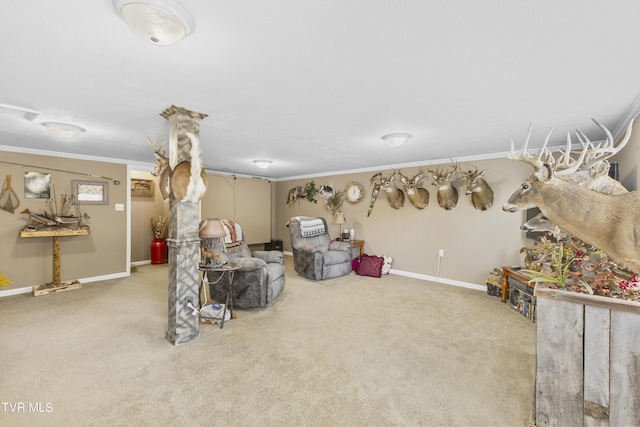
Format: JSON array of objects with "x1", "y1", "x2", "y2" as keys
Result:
[{"x1": 2, "y1": 1, "x2": 640, "y2": 180}]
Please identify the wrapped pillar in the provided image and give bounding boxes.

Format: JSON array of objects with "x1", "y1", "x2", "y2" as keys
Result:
[{"x1": 161, "y1": 105, "x2": 208, "y2": 345}]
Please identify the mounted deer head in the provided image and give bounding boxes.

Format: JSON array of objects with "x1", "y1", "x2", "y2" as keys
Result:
[
  {"x1": 428, "y1": 163, "x2": 459, "y2": 210},
  {"x1": 464, "y1": 166, "x2": 493, "y2": 211},
  {"x1": 503, "y1": 118, "x2": 640, "y2": 273},
  {"x1": 379, "y1": 170, "x2": 405, "y2": 209},
  {"x1": 518, "y1": 120, "x2": 629, "y2": 232},
  {"x1": 147, "y1": 134, "x2": 171, "y2": 199},
  {"x1": 170, "y1": 131, "x2": 208, "y2": 203},
  {"x1": 398, "y1": 169, "x2": 429, "y2": 209}
]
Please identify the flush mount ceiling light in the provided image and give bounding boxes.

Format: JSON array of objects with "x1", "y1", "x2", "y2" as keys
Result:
[
  {"x1": 382, "y1": 132, "x2": 412, "y2": 148},
  {"x1": 41, "y1": 122, "x2": 85, "y2": 139},
  {"x1": 112, "y1": 0, "x2": 194, "y2": 45},
  {"x1": 253, "y1": 160, "x2": 273, "y2": 169}
]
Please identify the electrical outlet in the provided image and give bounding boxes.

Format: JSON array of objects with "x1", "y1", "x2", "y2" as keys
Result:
[
  {"x1": 115, "y1": 203, "x2": 124, "y2": 211},
  {"x1": 439, "y1": 249, "x2": 444, "y2": 257}
]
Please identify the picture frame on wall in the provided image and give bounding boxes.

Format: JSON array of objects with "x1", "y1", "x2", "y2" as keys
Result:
[
  {"x1": 24, "y1": 172, "x2": 51, "y2": 199},
  {"x1": 72, "y1": 180, "x2": 108, "y2": 205},
  {"x1": 131, "y1": 178, "x2": 154, "y2": 197}
]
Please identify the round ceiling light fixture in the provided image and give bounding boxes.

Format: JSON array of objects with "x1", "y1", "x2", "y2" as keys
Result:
[
  {"x1": 382, "y1": 132, "x2": 412, "y2": 148},
  {"x1": 41, "y1": 122, "x2": 86, "y2": 139},
  {"x1": 113, "y1": 0, "x2": 194, "y2": 45},
  {"x1": 253, "y1": 160, "x2": 273, "y2": 169}
]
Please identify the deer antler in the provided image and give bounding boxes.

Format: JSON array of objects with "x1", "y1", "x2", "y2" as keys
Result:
[
  {"x1": 147, "y1": 134, "x2": 168, "y2": 155},
  {"x1": 147, "y1": 134, "x2": 169, "y2": 177},
  {"x1": 509, "y1": 124, "x2": 554, "y2": 170},
  {"x1": 552, "y1": 118, "x2": 634, "y2": 176}
]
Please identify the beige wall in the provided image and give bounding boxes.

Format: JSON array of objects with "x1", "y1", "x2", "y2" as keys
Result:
[
  {"x1": 0, "y1": 151, "x2": 127, "y2": 291},
  {"x1": 200, "y1": 174, "x2": 271, "y2": 244},
  {"x1": 274, "y1": 158, "x2": 532, "y2": 285},
  {"x1": 129, "y1": 171, "x2": 274, "y2": 264},
  {"x1": 0, "y1": 149, "x2": 539, "y2": 291}
]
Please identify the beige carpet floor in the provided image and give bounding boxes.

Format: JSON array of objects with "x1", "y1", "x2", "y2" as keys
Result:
[{"x1": 1, "y1": 256, "x2": 535, "y2": 426}]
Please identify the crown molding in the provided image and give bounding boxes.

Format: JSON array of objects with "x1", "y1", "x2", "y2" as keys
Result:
[{"x1": 613, "y1": 90, "x2": 640, "y2": 142}]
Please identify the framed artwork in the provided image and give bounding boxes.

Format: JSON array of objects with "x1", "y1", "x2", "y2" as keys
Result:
[
  {"x1": 131, "y1": 178, "x2": 154, "y2": 197},
  {"x1": 24, "y1": 172, "x2": 51, "y2": 199},
  {"x1": 72, "y1": 180, "x2": 108, "y2": 205}
]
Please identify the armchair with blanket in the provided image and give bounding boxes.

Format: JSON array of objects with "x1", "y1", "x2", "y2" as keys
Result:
[
  {"x1": 287, "y1": 216, "x2": 358, "y2": 280},
  {"x1": 205, "y1": 219, "x2": 285, "y2": 308}
]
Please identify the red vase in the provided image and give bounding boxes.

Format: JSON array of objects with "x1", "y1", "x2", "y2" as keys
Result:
[{"x1": 150, "y1": 238, "x2": 168, "y2": 264}]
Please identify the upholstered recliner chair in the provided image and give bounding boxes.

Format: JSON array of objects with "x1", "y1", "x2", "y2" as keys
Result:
[
  {"x1": 206, "y1": 220, "x2": 285, "y2": 308},
  {"x1": 287, "y1": 216, "x2": 357, "y2": 280}
]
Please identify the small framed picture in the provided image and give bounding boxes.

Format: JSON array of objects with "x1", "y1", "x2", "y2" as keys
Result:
[
  {"x1": 131, "y1": 178, "x2": 154, "y2": 197},
  {"x1": 24, "y1": 172, "x2": 51, "y2": 199},
  {"x1": 72, "y1": 180, "x2": 108, "y2": 205}
]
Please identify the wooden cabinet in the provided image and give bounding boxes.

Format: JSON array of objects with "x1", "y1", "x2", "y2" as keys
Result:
[
  {"x1": 351, "y1": 240, "x2": 365, "y2": 257},
  {"x1": 502, "y1": 266, "x2": 536, "y2": 322}
]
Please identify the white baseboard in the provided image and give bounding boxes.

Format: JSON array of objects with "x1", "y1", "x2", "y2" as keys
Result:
[
  {"x1": 283, "y1": 252, "x2": 484, "y2": 291},
  {"x1": 0, "y1": 271, "x2": 131, "y2": 298},
  {"x1": 388, "y1": 269, "x2": 485, "y2": 291},
  {"x1": 132, "y1": 260, "x2": 152, "y2": 267}
]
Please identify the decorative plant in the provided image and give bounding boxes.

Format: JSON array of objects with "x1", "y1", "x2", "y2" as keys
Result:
[
  {"x1": 519, "y1": 229, "x2": 640, "y2": 300},
  {"x1": 0, "y1": 273, "x2": 11, "y2": 287},
  {"x1": 151, "y1": 216, "x2": 168, "y2": 240},
  {"x1": 303, "y1": 181, "x2": 318, "y2": 203}
]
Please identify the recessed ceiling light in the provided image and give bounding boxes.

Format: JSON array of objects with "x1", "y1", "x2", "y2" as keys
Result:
[
  {"x1": 112, "y1": 0, "x2": 194, "y2": 46},
  {"x1": 253, "y1": 160, "x2": 273, "y2": 169},
  {"x1": 41, "y1": 122, "x2": 85, "y2": 139}
]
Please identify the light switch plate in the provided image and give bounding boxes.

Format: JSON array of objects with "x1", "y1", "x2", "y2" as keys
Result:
[{"x1": 115, "y1": 203, "x2": 124, "y2": 211}]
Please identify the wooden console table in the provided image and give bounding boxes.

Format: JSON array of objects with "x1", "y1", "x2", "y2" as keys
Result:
[
  {"x1": 501, "y1": 266, "x2": 529, "y2": 303},
  {"x1": 351, "y1": 240, "x2": 365, "y2": 256},
  {"x1": 20, "y1": 227, "x2": 91, "y2": 295}
]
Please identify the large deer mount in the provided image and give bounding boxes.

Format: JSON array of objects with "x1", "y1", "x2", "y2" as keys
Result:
[
  {"x1": 146, "y1": 130, "x2": 207, "y2": 203},
  {"x1": 503, "y1": 118, "x2": 640, "y2": 273},
  {"x1": 370, "y1": 171, "x2": 405, "y2": 211},
  {"x1": 519, "y1": 121, "x2": 629, "y2": 232},
  {"x1": 398, "y1": 169, "x2": 429, "y2": 209},
  {"x1": 428, "y1": 163, "x2": 460, "y2": 210},
  {"x1": 147, "y1": 134, "x2": 171, "y2": 200},
  {"x1": 464, "y1": 166, "x2": 494, "y2": 211}
]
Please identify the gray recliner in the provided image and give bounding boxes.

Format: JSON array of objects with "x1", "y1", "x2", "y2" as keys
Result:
[
  {"x1": 207, "y1": 220, "x2": 285, "y2": 308},
  {"x1": 287, "y1": 216, "x2": 357, "y2": 280}
]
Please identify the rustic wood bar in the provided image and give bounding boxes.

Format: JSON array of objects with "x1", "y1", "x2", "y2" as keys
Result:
[
  {"x1": 19, "y1": 227, "x2": 91, "y2": 296},
  {"x1": 534, "y1": 285, "x2": 640, "y2": 426}
]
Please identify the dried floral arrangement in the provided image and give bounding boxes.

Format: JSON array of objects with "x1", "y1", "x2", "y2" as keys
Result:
[
  {"x1": 151, "y1": 216, "x2": 168, "y2": 240},
  {"x1": 519, "y1": 229, "x2": 640, "y2": 302},
  {"x1": 485, "y1": 267, "x2": 503, "y2": 297}
]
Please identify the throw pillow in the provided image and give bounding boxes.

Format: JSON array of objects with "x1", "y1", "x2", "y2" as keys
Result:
[
  {"x1": 356, "y1": 254, "x2": 384, "y2": 278},
  {"x1": 381, "y1": 255, "x2": 393, "y2": 275}
]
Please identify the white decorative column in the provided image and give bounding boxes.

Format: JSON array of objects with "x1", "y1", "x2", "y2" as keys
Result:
[{"x1": 161, "y1": 105, "x2": 208, "y2": 345}]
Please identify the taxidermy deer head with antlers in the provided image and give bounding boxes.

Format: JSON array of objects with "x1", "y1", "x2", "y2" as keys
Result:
[{"x1": 503, "y1": 118, "x2": 640, "y2": 273}]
